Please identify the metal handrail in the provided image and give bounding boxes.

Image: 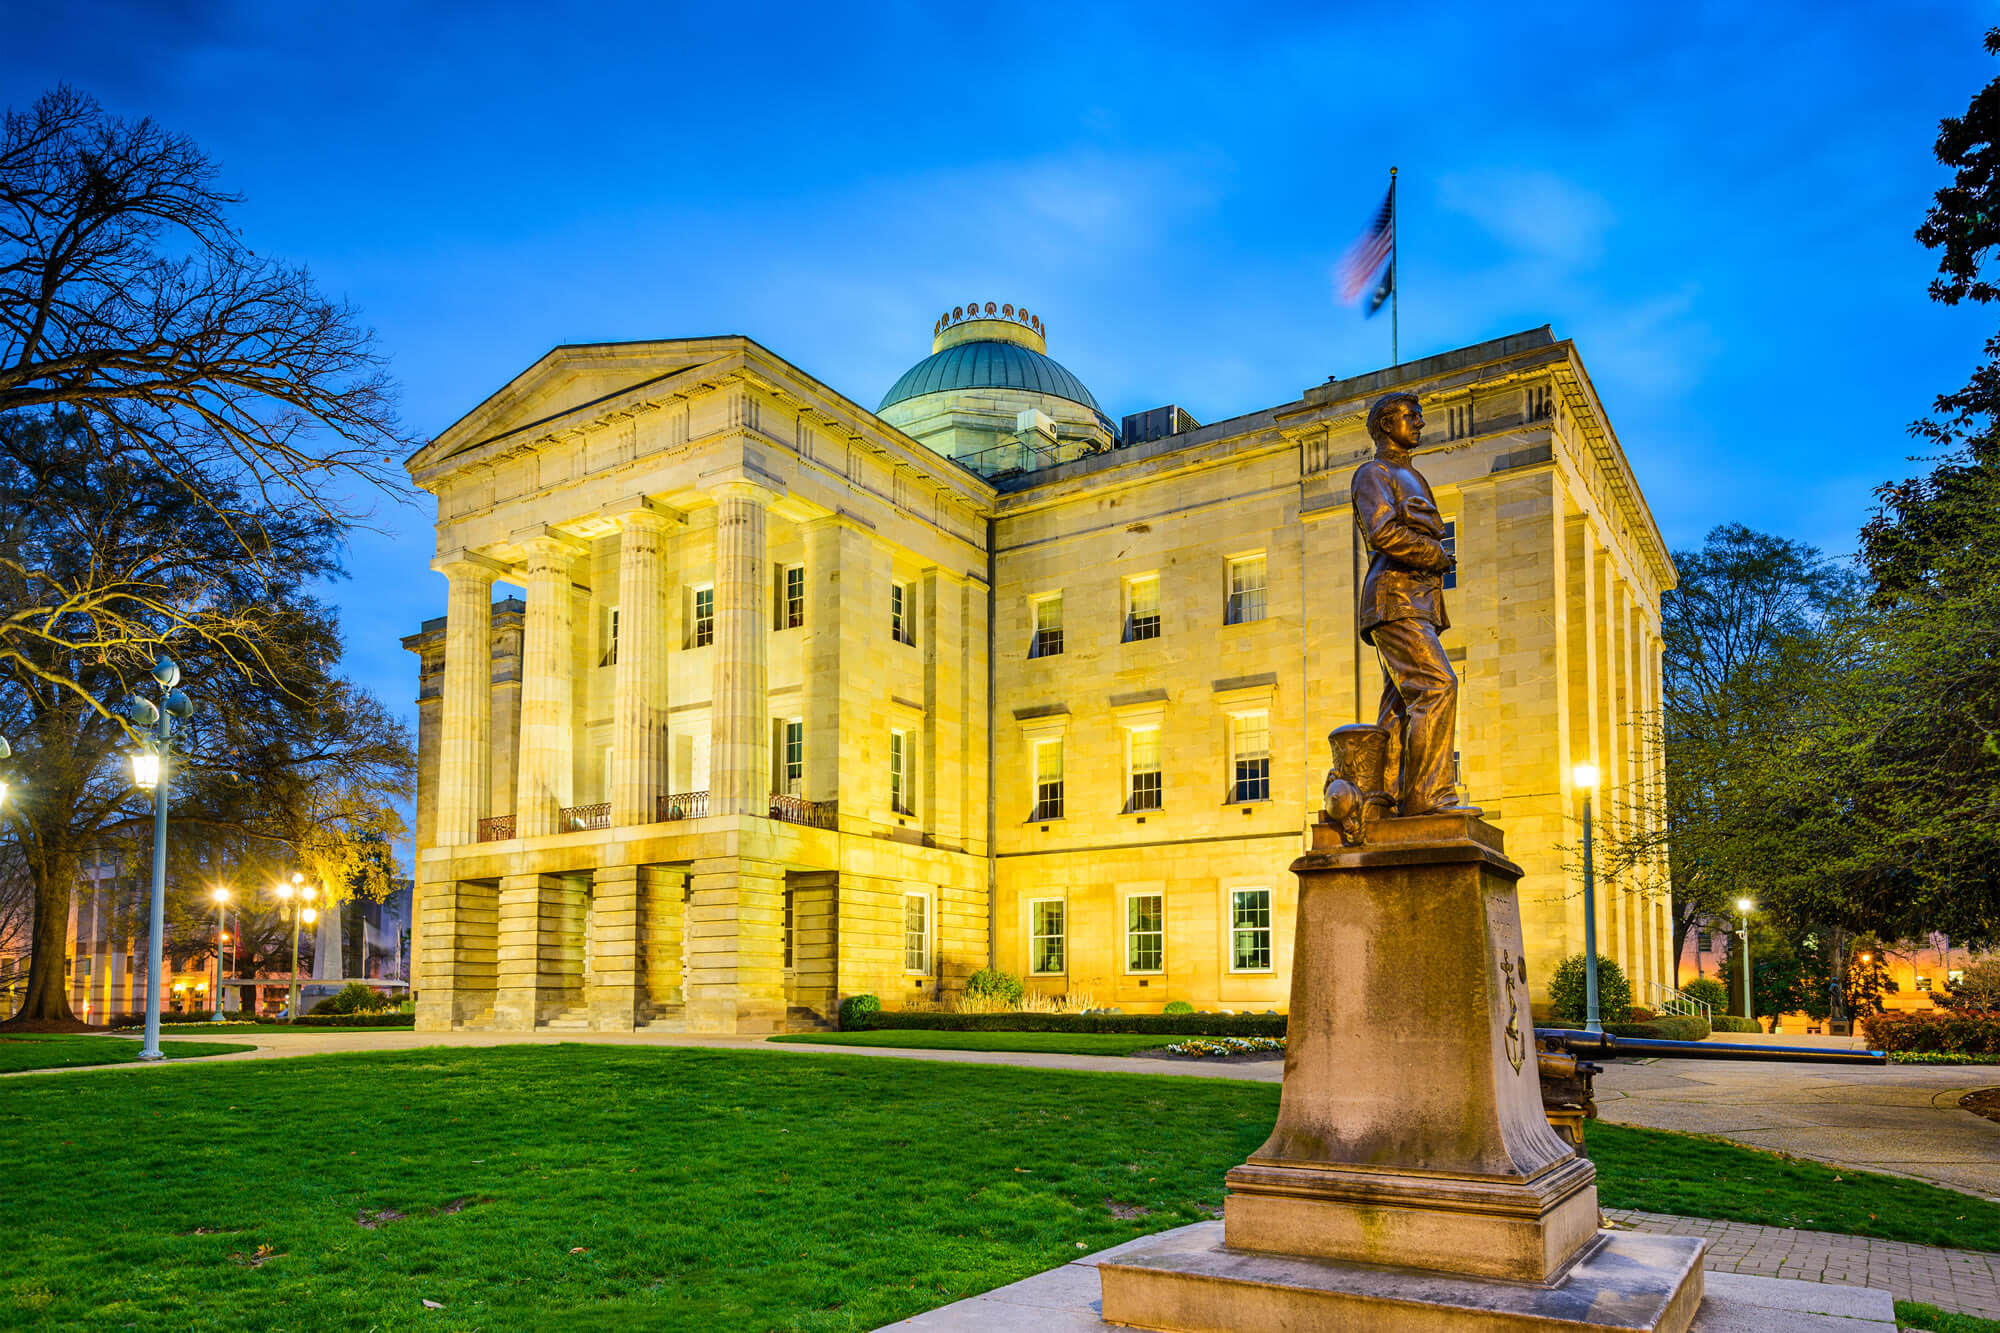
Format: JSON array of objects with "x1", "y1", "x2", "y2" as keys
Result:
[
  {"x1": 769, "y1": 794, "x2": 837, "y2": 829},
  {"x1": 659, "y1": 791, "x2": 708, "y2": 821},
  {"x1": 476, "y1": 815, "x2": 514, "y2": 842},
  {"x1": 1647, "y1": 980, "x2": 1711, "y2": 1022},
  {"x1": 561, "y1": 802, "x2": 610, "y2": 832}
]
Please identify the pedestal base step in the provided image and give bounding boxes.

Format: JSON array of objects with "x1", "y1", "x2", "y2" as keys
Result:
[{"x1": 1099, "y1": 1224, "x2": 1705, "y2": 1332}]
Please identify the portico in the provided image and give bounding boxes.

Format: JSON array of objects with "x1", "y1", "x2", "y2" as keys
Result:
[{"x1": 403, "y1": 338, "x2": 994, "y2": 1034}]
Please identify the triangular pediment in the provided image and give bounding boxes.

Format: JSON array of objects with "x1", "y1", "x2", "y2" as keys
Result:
[{"x1": 407, "y1": 337, "x2": 750, "y2": 474}]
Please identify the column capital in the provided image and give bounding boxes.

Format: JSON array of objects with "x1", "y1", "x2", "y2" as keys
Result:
[
  {"x1": 710, "y1": 477, "x2": 778, "y2": 505},
  {"x1": 433, "y1": 549, "x2": 509, "y2": 580},
  {"x1": 511, "y1": 525, "x2": 590, "y2": 560},
  {"x1": 604, "y1": 495, "x2": 686, "y2": 533}
]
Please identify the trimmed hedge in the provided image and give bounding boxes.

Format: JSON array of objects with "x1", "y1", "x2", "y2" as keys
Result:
[
  {"x1": 1607, "y1": 1015, "x2": 1711, "y2": 1042},
  {"x1": 852, "y1": 1010, "x2": 1287, "y2": 1037},
  {"x1": 1710, "y1": 1014, "x2": 1762, "y2": 1034},
  {"x1": 1862, "y1": 1009, "x2": 2000, "y2": 1054},
  {"x1": 286, "y1": 1013, "x2": 417, "y2": 1028}
]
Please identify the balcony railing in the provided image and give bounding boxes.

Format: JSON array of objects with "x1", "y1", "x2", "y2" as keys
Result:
[
  {"x1": 476, "y1": 815, "x2": 514, "y2": 842},
  {"x1": 770, "y1": 794, "x2": 838, "y2": 829},
  {"x1": 659, "y1": 791, "x2": 708, "y2": 821},
  {"x1": 560, "y1": 802, "x2": 610, "y2": 832}
]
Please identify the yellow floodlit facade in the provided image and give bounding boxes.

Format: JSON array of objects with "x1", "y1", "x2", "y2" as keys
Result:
[{"x1": 404, "y1": 313, "x2": 1673, "y2": 1033}]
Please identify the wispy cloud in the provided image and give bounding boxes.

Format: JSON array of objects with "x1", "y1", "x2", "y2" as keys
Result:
[{"x1": 1436, "y1": 169, "x2": 1617, "y2": 268}]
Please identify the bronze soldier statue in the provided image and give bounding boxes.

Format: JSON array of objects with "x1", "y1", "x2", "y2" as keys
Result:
[{"x1": 1352, "y1": 391, "x2": 1466, "y2": 816}]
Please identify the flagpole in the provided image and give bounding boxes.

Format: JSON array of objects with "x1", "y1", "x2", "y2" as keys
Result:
[{"x1": 1389, "y1": 165, "x2": 1399, "y2": 366}]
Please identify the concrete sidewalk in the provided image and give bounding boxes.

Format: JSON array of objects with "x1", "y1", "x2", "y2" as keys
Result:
[{"x1": 1593, "y1": 1057, "x2": 2000, "y2": 1199}]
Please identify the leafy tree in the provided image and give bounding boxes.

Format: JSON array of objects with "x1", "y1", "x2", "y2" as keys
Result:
[
  {"x1": 0, "y1": 86, "x2": 406, "y2": 712},
  {"x1": 0, "y1": 412, "x2": 410, "y2": 1026},
  {"x1": 1544, "y1": 953, "x2": 1633, "y2": 1025}
]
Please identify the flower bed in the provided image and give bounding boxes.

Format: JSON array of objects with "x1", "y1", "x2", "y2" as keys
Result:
[{"x1": 1163, "y1": 1036, "x2": 1286, "y2": 1058}]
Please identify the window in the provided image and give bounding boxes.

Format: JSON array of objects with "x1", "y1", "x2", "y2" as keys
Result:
[
  {"x1": 1124, "y1": 575, "x2": 1161, "y2": 642},
  {"x1": 1127, "y1": 726, "x2": 1162, "y2": 812},
  {"x1": 601, "y1": 606, "x2": 620, "y2": 666},
  {"x1": 1127, "y1": 893, "x2": 1164, "y2": 973},
  {"x1": 1231, "y1": 889, "x2": 1273, "y2": 971},
  {"x1": 1441, "y1": 520, "x2": 1458, "y2": 591},
  {"x1": 1696, "y1": 930, "x2": 1712, "y2": 954},
  {"x1": 1950, "y1": 968, "x2": 1967, "y2": 987},
  {"x1": 691, "y1": 586, "x2": 715, "y2": 648},
  {"x1": 1225, "y1": 555, "x2": 1267, "y2": 625},
  {"x1": 1528, "y1": 385, "x2": 1553, "y2": 420},
  {"x1": 781, "y1": 720, "x2": 803, "y2": 795},
  {"x1": 904, "y1": 892, "x2": 930, "y2": 973},
  {"x1": 1916, "y1": 974, "x2": 1933, "y2": 992},
  {"x1": 889, "y1": 730, "x2": 912, "y2": 815},
  {"x1": 1032, "y1": 739, "x2": 1064, "y2": 820},
  {"x1": 781, "y1": 565, "x2": 805, "y2": 629},
  {"x1": 1447, "y1": 404, "x2": 1470, "y2": 440},
  {"x1": 784, "y1": 888, "x2": 795, "y2": 969},
  {"x1": 1030, "y1": 593, "x2": 1064, "y2": 658},
  {"x1": 1031, "y1": 899, "x2": 1066, "y2": 974},
  {"x1": 891, "y1": 582, "x2": 915, "y2": 645},
  {"x1": 1231, "y1": 712, "x2": 1270, "y2": 803}
]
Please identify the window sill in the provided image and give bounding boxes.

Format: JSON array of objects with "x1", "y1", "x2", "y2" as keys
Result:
[
  {"x1": 1226, "y1": 969, "x2": 1277, "y2": 977},
  {"x1": 1224, "y1": 798, "x2": 1272, "y2": 809}
]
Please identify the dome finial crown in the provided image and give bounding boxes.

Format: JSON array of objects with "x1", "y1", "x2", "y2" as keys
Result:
[{"x1": 933, "y1": 302, "x2": 1046, "y2": 354}]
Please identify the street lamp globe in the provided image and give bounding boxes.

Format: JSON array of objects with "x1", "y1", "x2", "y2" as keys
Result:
[
  {"x1": 131, "y1": 751, "x2": 160, "y2": 791},
  {"x1": 212, "y1": 885, "x2": 229, "y2": 905},
  {"x1": 275, "y1": 881, "x2": 294, "y2": 902},
  {"x1": 1571, "y1": 762, "x2": 1599, "y2": 790},
  {"x1": 1736, "y1": 897, "x2": 1753, "y2": 914},
  {"x1": 302, "y1": 907, "x2": 318, "y2": 926}
]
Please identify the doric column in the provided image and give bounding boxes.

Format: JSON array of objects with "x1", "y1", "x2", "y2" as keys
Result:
[
  {"x1": 514, "y1": 529, "x2": 584, "y2": 839},
  {"x1": 435, "y1": 554, "x2": 503, "y2": 845},
  {"x1": 609, "y1": 501, "x2": 679, "y2": 826},
  {"x1": 710, "y1": 482, "x2": 772, "y2": 816}
]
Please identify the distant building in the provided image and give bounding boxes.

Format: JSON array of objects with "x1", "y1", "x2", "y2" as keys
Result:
[{"x1": 403, "y1": 313, "x2": 1674, "y2": 1034}]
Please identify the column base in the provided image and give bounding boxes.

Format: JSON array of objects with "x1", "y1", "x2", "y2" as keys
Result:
[
  {"x1": 1100, "y1": 1224, "x2": 1705, "y2": 1333},
  {"x1": 1224, "y1": 1153, "x2": 1599, "y2": 1283},
  {"x1": 684, "y1": 996, "x2": 786, "y2": 1035}
]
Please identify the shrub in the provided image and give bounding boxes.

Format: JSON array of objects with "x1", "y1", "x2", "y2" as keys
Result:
[
  {"x1": 1681, "y1": 977, "x2": 1730, "y2": 1012},
  {"x1": 838, "y1": 994, "x2": 881, "y2": 1030},
  {"x1": 1862, "y1": 1009, "x2": 2000, "y2": 1054},
  {"x1": 1710, "y1": 1014, "x2": 1763, "y2": 1034},
  {"x1": 1626, "y1": 1005, "x2": 1657, "y2": 1023},
  {"x1": 1940, "y1": 958, "x2": 2000, "y2": 1011},
  {"x1": 964, "y1": 968, "x2": 1023, "y2": 1007},
  {"x1": 844, "y1": 1009, "x2": 1287, "y2": 1037},
  {"x1": 320, "y1": 981, "x2": 396, "y2": 1015},
  {"x1": 1607, "y1": 1015, "x2": 1711, "y2": 1042},
  {"x1": 1162, "y1": 1000, "x2": 1195, "y2": 1015},
  {"x1": 1545, "y1": 954, "x2": 1633, "y2": 1026}
]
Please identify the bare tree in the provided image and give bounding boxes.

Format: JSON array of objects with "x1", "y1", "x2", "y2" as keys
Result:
[{"x1": 0, "y1": 86, "x2": 407, "y2": 710}]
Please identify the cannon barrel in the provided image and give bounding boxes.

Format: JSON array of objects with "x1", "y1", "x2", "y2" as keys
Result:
[{"x1": 1535, "y1": 1028, "x2": 1886, "y2": 1066}]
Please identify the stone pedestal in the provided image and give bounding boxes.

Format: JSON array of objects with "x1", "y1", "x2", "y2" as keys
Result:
[{"x1": 1100, "y1": 812, "x2": 1704, "y2": 1332}]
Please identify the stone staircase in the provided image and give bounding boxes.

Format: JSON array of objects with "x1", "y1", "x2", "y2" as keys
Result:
[
  {"x1": 541, "y1": 1005, "x2": 591, "y2": 1032},
  {"x1": 787, "y1": 1005, "x2": 834, "y2": 1034},
  {"x1": 635, "y1": 1002, "x2": 685, "y2": 1033}
]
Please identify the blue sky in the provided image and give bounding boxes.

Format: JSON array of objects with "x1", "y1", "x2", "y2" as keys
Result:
[{"x1": 7, "y1": 0, "x2": 1994, "y2": 750}]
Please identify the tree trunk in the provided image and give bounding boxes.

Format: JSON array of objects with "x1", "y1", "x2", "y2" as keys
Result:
[{"x1": 3, "y1": 844, "x2": 84, "y2": 1029}]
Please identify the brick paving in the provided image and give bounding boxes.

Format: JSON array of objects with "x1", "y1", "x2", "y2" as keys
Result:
[{"x1": 1609, "y1": 1207, "x2": 2000, "y2": 1320}]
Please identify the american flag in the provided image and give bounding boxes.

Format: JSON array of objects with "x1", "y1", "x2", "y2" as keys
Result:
[{"x1": 1336, "y1": 180, "x2": 1396, "y2": 306}]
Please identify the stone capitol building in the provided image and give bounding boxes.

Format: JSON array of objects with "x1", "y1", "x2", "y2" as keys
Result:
[{"x1": 403, "y1": 307, "x2": 1673, "y2": 1034}]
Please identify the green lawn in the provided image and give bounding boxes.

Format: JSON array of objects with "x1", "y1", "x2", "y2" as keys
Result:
[
  {"x1": 1900, "y1": 1301, "x2": 2000, "y2": 1332},
  {"x1": 767, "y1": 1030, "x2": 1179, "y2": 1056},
  {"x1": 0, "y1": 1034, "x2": 253, "y2": 1073},
  {"x1": 0, "y1": 1046, "x2": 1993, "y2": 1330}
]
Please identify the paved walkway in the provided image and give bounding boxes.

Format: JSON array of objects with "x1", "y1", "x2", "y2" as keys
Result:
[
  {"x1": 1611, "y1": 1207, "x2": 2000, "y2": 1319},
  {"x1": 1593, "y1": 1056, "x2": 2000, "y2": 1199}
]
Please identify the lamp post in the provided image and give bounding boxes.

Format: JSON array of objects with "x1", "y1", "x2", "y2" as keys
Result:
[
  {"x1": 1736, "y1": 897, "x2": 1756, "y2": 1025},
  {"x1": 210, "y1": 887, "x2": 230, "y2": 1022},
  {"x1": 127, "y1": 656, "x2": 194, "y2": 1062},
  {"x1": 1573, "y1": 763, "x2": 1603, "y2": 1035},
  {"x1": 0, "y1": 735, "x2": 11, "y2": 810},
  {"x1": 276, "y1": 872, "x2": 316, "y2": 1019}
]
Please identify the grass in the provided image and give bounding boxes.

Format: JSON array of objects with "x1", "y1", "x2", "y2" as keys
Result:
[
  {"x1": 0, "y1": 1034, "x2": 253, "y2": 1073},
  {"x1": 1900, "y1": 1301, "x2": 2000, "y2": 1332},
  {"x1": 1, "y1": 1046, "x2": 1995, "y2": 1329},
  {"x1": 766, "y1": 1030, "x2": 1178, "y2": 1056}
]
